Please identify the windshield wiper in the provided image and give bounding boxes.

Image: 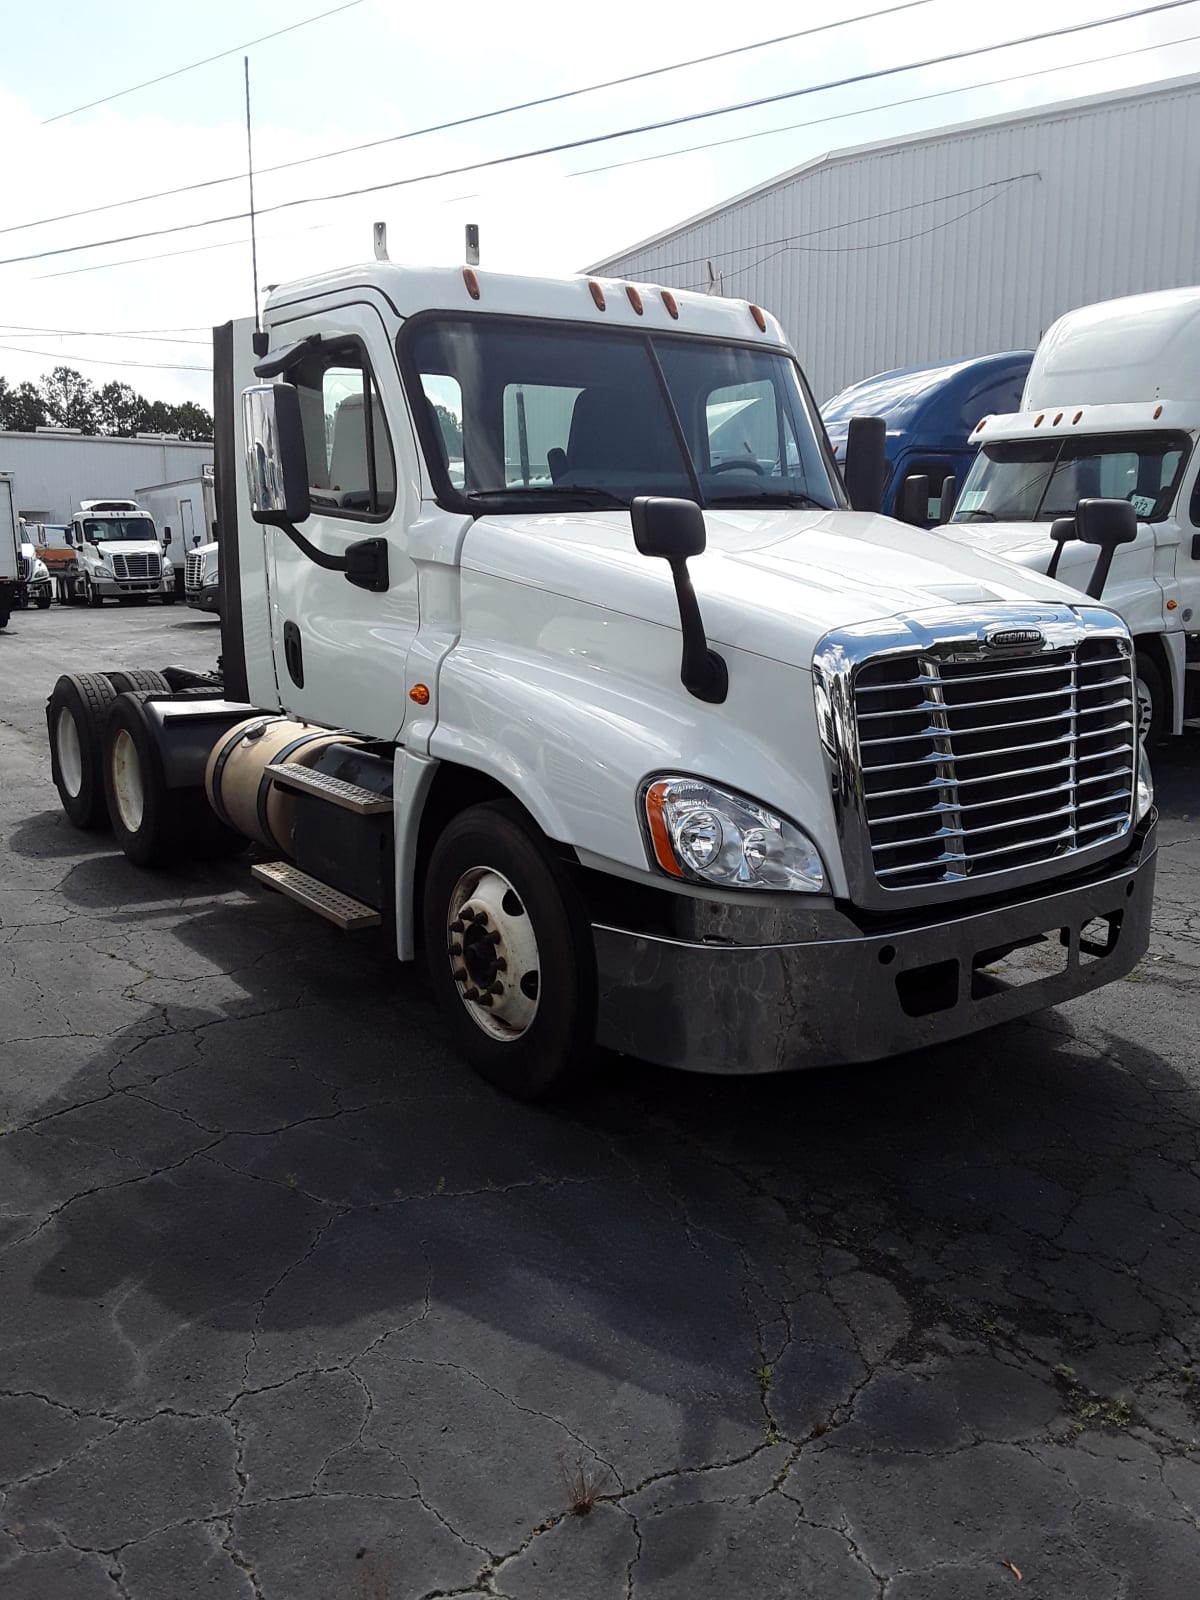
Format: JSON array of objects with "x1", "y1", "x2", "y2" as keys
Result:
[
  {"x1": 705, "y1": 490, "x2": 829, "y2": 509},
  {"x1": 466, "y1": 486, "x2": 628, "y2": 509}
]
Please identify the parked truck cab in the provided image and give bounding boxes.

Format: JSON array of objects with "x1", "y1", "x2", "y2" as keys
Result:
[
  {"x1": 46, "y1": 257, "x2": 1156, "y2": 1097},
  {"x1": 15, "y1": 527, "x2": 52, "y2": 610},
  {"x1": 941, "y1": 288, "x2": 1200, "y2": 744},
  {"x1": 822, "y1": 351, "x2": 1033, "y2": 527},
  {"x1": 0, "y1": 473, "x2": 19, "y2": 629},
  {"x1": 60, "y1": 499, "x2": 176, "y2": 607}
]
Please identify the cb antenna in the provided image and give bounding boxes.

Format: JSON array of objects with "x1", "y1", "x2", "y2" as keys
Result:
[{"x1": 244, "y1": 56, "x2": 267, "y2": 356}]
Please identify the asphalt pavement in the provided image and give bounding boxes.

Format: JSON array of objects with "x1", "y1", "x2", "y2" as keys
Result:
[{"x1": 2, "y1": 602, "x2": 1200, "y2": 1599}]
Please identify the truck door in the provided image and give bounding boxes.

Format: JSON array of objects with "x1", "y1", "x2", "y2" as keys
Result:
[{"x1": 262, "y1": 307, "x2": 420, "y2": 738}]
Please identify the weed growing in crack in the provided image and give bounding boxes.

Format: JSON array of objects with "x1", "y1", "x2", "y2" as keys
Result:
[
  {"x1": 754, "y1": 1362, "x2": 773, "y2": 1394},
  {"x1": 1054, "y1": 1367, "x2": 1134, "y2": 1431},
  {"x1": 559, "y1": 1454, "x2": 611, "y2": 1516}
]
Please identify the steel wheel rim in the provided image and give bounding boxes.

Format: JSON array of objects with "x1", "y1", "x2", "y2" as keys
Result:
[
  {"x1": 1136, "y1": 676, "x2": 1154, "y2": 742},
  {"x1": 446, "y1": 866, "x2": 540, "y2": 1042},
  {"x1": 55, "y1": 708, "x2": 83, "y2": 798},
  {"x1": 110, "y1": 729, "x2": 145, "y2": 832}
]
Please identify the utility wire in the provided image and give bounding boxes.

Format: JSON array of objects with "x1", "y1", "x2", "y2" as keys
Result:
[
  {"x1": 0, "y1": 342, "x2": 211, "y2": 372},
  {"x1": 0, "y1": 0, "x2": 1191, "y2": 273},
  {"x1": 0, "y1": 323, "x2": 210, "y2": 345},
  {"x1": 42, "y1": 0, "x2": 365, "y2": 123},
  {"x1": 5, "y1": 0, "x2": 930, "y2": 238},
  {"x1": 567, "y1": 26, "x2": 1200, "y2": 179},
  {"x1": 31, "y1": 222, "x2": 340, "y2": 281}
]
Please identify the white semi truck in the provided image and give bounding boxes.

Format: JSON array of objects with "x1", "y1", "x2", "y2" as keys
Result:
[
  {"x1": 942, "y1": 286, "x2": 1200, "y2": 745},
  {"x1": 45, "y1": 255, "x2": 1156, "y2": 1097},
  {"x1": 58, "y1": 498, "x2": 177, "y2": 607},
  {"x1": 138, "y1": 466, "x2": 216, "y2": 600}
]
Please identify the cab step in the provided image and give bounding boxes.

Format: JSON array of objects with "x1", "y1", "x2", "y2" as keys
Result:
[
  {"x1": 265, "y1": 762, "x2": 391, "y2": 814},
  {"x1": 251, "y1": 861, "x2": 381, "y2": 930}
]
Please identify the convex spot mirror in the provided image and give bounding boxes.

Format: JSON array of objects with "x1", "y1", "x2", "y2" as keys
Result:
[
  {"x1": 630, "y1": 496, "x2": 707, "y2": 560},
  {"x1": 242, "y1": 382, "x2": 311, "y2": 527}
]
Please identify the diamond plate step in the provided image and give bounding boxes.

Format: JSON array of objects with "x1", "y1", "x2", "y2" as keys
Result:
[
  {"x1": 265, "y1": 762, "x2": 391, "y2": 814},
  {"x1": 251, "y1": 862, "x2": 381, "y2": 930}
]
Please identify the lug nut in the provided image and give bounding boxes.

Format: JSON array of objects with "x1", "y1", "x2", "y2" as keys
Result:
[
  {"x1": 473, "y1": 910, "x2": 490, "y2": 926},
  {"x1": 449, "y1": 942, "x2": 462, "y2": 956},
  {"x1": 493, "y1": 957, "x2": 507, "y2": 972},
  {"x1": 478, "y1": 993, "x2": 494, "y2": 1007},
  {"x1": 465, "y1": 986, "x2": 480, "y2": 1002},
  {"x1": 486, "y1": 928, "x2": 502, "y2": 945},
  {"x1": 488, "y1": 982, "x2": 503, "y2": 996},
  {"x1": 450, "y1": 919, "x2": 465, "y2": 934}
]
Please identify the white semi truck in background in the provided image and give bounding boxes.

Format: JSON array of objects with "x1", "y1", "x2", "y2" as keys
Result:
[
  {"x1": 45, "y1": 255, "x2": 1156, "y2": 1098},
  {"x1": 138, "y1": 466, "x2": 216, "y2": 600},
  {"x1": 943, "y1": 285, "x2": 1200, "y2": 746},
  {"x1": 57, "y1": 498, "x2": 177, "y2": 607}
]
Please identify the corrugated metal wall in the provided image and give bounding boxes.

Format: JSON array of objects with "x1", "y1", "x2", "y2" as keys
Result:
[
  {"x1": 0, "y1": 433, "x2": 213, "y2": 524},
  {"x1": 591, "y1": 75, "x2": 1200, "y2": 404}
]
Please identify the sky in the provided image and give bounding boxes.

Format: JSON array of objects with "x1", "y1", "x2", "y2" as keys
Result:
[{"x1": 0, "y1": 0, "x2": 1196, "y2": 412}]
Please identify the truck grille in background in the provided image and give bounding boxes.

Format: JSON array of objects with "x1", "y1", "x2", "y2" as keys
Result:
[
  {"x1": 185, "y1": 552, "x2": 204, "y2": 590},
  {"x1": 111, "y1": 552, "x2": 160, "y2": 580},
  {"x1": 853, "y1": 640, "x2": 1136, "y2": 890},
  {"x1": 16, "y1": 555, "x2": 29, "y2": 582}
]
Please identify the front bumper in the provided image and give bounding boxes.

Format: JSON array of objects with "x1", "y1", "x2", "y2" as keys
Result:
[
  {"x1": 593, "y1": 820, "x2": 1157, "y2": 1074},
  {"x1": 186, "y1": 587, "x2": 220, "y2": 613}
]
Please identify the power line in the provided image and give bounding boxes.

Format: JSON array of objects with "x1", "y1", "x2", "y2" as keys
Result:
[
  {"x1": 567, "y1": 26, "x2": 1200, "y2": 180},
  {"x1": 0, "y1": 343, "x2": 211, "y2": 372},
  {"x1": 30, "y1": 222, "x2": 339, "y2": 281},
  {"x1": 0, "y1": 323, "x2": 210, "y2": 345},
  {"x1": 42, "y1": 0, "x2": 365, "y2": 124},
  {"x1": 2, "y1": 0, "x2": 1191, "y2": 274},
  {"x1": 5, "y1": 1, "x2": 931, "y2": 239}
]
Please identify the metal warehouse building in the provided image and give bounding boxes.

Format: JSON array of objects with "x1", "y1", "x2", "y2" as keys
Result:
[
  {"x1": 0, "y1": 430, "x2": 212, "y2": 525},
  {"x1": 589, "y1": 73, "x2": 1200, "y2": 403}
]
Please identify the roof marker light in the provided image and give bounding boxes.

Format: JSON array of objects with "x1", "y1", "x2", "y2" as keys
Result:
[
  {"x1": 749, "y1": 304, "x2": 767, "y2": 332},
  {"x1": 1073, "y1": 411, "x2": 1083, "y2": 424},
  {"x1": 975, "y1": 417, "x2": 987, "y2": 433},
  {"x1": 661, "y1": 289, "x2": 679, "y2": 320},
  {"x1": 625, "y1": 284, "x2": 644, "y2": 314},
  {"x1": 588, "y1": 279, "x2": 606, "y2": 310},
  {"x1": 462, "y1": 267, "x2": 480, "y2": 300},
  {"x1": 1053, "y1": 412, "x2": 1063, "y2": 425},
  {"x1": 1034, "y1": 413, "x2": 1045, "y2": 427},
  {"x1": 1154, "y1": 404, "x2": 1164, "y2": 419}
]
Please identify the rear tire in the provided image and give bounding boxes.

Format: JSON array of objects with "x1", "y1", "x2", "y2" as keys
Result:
[
  {"x1": 105, "y1": 669, "x2": 172, "y2": 695},
  {"x1": 1135, "y1": 652, "x2": 1166, "y2": 748},
  {"x1": 47, "y1": 672, "x2": 117, "y2": 829},
  {"x1": 102, "y1": 692, "x2": 246, "y2": 867},
  {"x1": 422, "y1": 801, "x2": 596, "y2": 1099}
]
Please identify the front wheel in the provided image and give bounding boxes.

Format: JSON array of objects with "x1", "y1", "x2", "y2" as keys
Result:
[
  {"x1": 422, "y1": 801, "x2": 596, "y2": 1099},
  {"x1": 1135, "y1": 652, "x2": 1166, "y2": 748},
  {"x1": 86, "y1": 577, "x2": 104, "y2": 608},
  {"x1": 36, "y1": 594, "x2": 52, "y2": 610},
  {"x1": 160, "y1": 592, "x2": 177, "y2": 606}
]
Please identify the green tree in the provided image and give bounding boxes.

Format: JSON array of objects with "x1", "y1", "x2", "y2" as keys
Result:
[
  {"x1": 40, "y1": 366, "x2": 100, "y2": 432},
  {"x1": 96, "y1": 381, "x2": 148, "y2": 436},
  {"x1": 0, "y1": 379, "x2": 48, "y2": 432},
  {"x1": 433, "y1": 402, "x2": 463, "y2": 455},
  {"x1": 170, "y1": 401, "x2": 214, "y2": 441}
]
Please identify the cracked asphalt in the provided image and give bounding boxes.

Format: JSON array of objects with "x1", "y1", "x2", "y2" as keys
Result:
[{"x1": 3, "y1": 605, "x2": 1200, "y2": 1599}]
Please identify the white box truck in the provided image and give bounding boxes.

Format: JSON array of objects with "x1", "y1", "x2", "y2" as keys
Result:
[
  {"x1": 942, "y1": 286, "x2": 1200, "y2": 745},
  {"x1": 0, "y1": 472, "x2": 20, "y2": 629},
  {"x1": 44, "y1": 254, "x2": 1157, "y2": 1097},
  {"x1": 137, "y1": 466, "x2": 216, "y2": 599}
]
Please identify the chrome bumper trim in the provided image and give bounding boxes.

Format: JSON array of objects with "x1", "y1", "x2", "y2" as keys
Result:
[{"x1": 593, "y1": 822, "x2": 1156, "y2": 1075}]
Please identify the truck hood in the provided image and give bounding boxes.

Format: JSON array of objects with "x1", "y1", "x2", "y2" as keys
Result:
[
  {"x1": 937, "y1": 517, "x2": 1161, "y2": 578},
  {"x1": 91, "y1": 541, "x2": 163, "y2": 558},
  {"x1": 462, "y1": 506, "x2": 1086, "y2": 669}
]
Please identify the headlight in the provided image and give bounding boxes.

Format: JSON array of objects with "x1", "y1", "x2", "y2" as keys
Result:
[
  {"x1": 1136, "y1": 742, "x2": 1154, "y2": 822},
  {"x1": 32, "y1": 559, "x2": 49, "y2": 580},
  {"x1": 204, "y1": 570, "x2": 220, "y2": 586},
  {"x1": 163, "y1": 558, "x2": 174, "y2": 575},
  {"x1": 643, "y1": 776, "x2": 826, "y2": 893}
]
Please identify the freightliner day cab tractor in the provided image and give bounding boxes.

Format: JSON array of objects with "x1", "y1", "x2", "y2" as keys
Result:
[
  {"x1": 941, "y1": 286, "x2": 1200, "y2": 747},
  {"x1": 45, "y1": 256, "x2": 1157, "y2": 1098},
  {"x1": 57, "y1": 499, "x2": 177, "y2": 607},
  {"x1": 0, "y1": 472, "x2": 20, "y2": 629}
]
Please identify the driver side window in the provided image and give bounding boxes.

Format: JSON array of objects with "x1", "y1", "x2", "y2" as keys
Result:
[{"x1": 293, "y1": 340, "x2": 396, "y2": 519}]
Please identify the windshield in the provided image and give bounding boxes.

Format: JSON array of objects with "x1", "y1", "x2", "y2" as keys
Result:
[
  {"x1": 80, "y1": 517, "x2": 158, "y2": 543},
  {"x1": 952, "y1": 431, "x2": 1190, "y2": 524},
  {"x1": 402, "y1": 316, "x2": 841, "y2": 513}
]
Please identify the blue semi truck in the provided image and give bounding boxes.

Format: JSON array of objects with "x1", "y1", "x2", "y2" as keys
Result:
[{"x1": 822, "y1": 351, "x2": 1033, "y2": 526}]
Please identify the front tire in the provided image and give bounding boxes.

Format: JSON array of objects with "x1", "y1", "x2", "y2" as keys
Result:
[
  {"x1": 47, "y1": 673, "x2": 117, "y2": 829},
  {"x1": 422, "y1": 801, "x2": 596, "y2": 1099},
  {"x1": 86, "y1": 577, "x2": 104, "y2": 608},
  {"x1": 1135, "y1": 652, "x2": 1166, "y2": 748},
  {"x1": 160, "y1": 593, "x2": 177, "y2": 606},
  {"x1": 36, "y1": 594, "x2": 52, "y2": 610}
]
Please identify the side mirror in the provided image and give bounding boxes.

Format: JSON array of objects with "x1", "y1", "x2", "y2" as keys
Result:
[
  {"x1": 1046, "y1": 516, "x2": 1077, "y2": 580},
  {"x1": 842, "y1": 415, "x2": 887, "y2": 514},
  {"x1": 1076, "y1": 496, "x2": 1138, "y2": 600},
  {"x1": 242, "y1": 382, "x2": 310, "y2": 526},
  {"x1": 938, "y1": 474, "x2": 957, "y2": 522},
  {"x1": 163, "y1": 528, "x2": 173, "y2": 546},
  {"x1": 630, "y1": 497, "x2": 726, "y2": 704},
  {"x1": 898, "y1": 474, "x2": 930, "y2": 528}
]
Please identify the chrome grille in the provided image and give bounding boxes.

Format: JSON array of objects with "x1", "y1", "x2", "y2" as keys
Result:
[
  {"x1": 110, "y1": 552, "x2": 160, "y2": 579},
  {"x1": 185, "y1": 552, "x2": 204, "y2": 590},
  {"x1": 853, "y1": 639, "x2": 1136, "y2": 891}
]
